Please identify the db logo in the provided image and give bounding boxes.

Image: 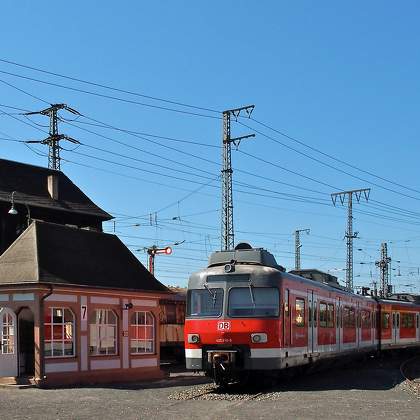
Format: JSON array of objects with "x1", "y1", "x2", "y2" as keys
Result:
[{"x1": 217, "y1": 321, "x2": 231, "y2": 331}]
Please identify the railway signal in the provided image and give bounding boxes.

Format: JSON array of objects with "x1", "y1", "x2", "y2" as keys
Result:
[{"x1": 147, "y1": 245, "x2": 173, "y2": 276}]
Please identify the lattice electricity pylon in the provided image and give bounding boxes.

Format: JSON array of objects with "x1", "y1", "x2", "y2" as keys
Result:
[
  {"x1": 294, "y1": 228, "x2": 310, "y2": 270},
  {"x1": 221, "y1": 105, "x2": 255, "y2": 251},
  {"x1": 331, "y1": 188, "x2": 371, "y2": 291},
  {"x1": 24, "y1": 104, "x2": 80, "y2": 170},
  {"x1": 376, "y1": 242, "x2": 391, "y2": 297}
]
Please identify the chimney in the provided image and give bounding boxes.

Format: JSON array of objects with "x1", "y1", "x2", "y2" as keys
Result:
[{"x1": 47, "y1": 174, "x2": 59, "y2": 200}]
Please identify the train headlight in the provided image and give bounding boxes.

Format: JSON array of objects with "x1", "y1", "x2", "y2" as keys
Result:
[
  {"x1": 251, "y1": 333, "x2": 267, "y2": 343},
  {"x1": 188, "y1": 334, "x2": 200, "y2": 344}
]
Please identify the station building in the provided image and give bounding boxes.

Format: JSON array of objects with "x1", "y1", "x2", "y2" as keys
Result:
[{"x1": 0, "y1": 159, "x2": 170, "y2": 386}]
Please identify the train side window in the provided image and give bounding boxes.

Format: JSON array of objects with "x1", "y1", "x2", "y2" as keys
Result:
[
  {"x1": 343, "y1": 306, "x2": 355, "y2": 328},
  {"x1": 417, "y1": 314, "x2": 419, "y2": 328},
  {"x1": 327, "y1": 304, "x2": 334, "y2": 328},
  {"x1": 308, "y1": 300, "x2": 312, "y2": 326},
  {"x1": 382, "y1": 312, "x2": 390, "y2": 329},
  {"x1": 349, "y1": 308, "x2": 355, "y2": 328},
  {"x1": 396, "y1": 313, "x2": 400, "y2": 328},
  {"x1": 401, "y1": 313, "x2": 414, "y2": 328},
  {"x1": 361, "y1": 310, "x2": 370, "y2": 328},
  {"x1": 343, "y1": 306, "x2": 349, "y2": 328},
  {"x1": 319, "y1": 302, "x2": 327, "y2": 328},
  {"x1": 295, "y1": 298, "x2": 305, "y2": 327}
]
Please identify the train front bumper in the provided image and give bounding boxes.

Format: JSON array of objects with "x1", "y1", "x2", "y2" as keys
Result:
[{"x1": 185, "y1": 346, "x2": 283, "y2": 371}]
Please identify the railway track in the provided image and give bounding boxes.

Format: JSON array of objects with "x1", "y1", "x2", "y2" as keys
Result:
[{"x1": 400, "y1": 355, "x2": 420, "y2": 398}]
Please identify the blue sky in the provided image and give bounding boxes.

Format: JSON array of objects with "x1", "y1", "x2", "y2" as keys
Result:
[{"x1": 1, "y1": 1, "x2": 420, "y2": 291}]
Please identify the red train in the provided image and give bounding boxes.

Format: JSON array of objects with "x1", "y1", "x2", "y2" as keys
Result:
[{"x1": 184, "y1": 243, "x2": 420, "y2": 385}]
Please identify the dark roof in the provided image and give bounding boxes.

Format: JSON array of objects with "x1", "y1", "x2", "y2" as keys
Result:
[
  {"x1": 0, "y1": 158, "x2": 112, "y2": 220},
  {"x1": 0, "y1": 221, "x2": 169, "y2": 293}
]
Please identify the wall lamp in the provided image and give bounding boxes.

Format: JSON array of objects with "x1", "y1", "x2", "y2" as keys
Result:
[
  {"x1": 8, "y1": 191, "x2": 18, "y2": 215},
  {"x1": 8, "y1": 191, "x2": 32, "y2": 226}
]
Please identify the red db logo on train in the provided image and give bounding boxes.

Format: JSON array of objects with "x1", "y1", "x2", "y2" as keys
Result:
[{"x1": 217, "y1": 321, "x2": 231, "y2": 331}]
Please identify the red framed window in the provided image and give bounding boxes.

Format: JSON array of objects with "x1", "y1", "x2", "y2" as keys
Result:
[
  {"x1": 130, "y1": 311, "x2": 155, "y2": 354},
  {"x1": 44, "y1": 307, "x2": 75, "y2": 357}
]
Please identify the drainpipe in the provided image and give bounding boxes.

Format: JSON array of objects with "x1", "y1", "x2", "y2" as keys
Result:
[{"x1": 37, "y1": 284, "x2": 53, "y2": 385}]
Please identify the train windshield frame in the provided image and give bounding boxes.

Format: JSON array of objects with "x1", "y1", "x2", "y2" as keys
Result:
[
  {"x1": 228, "y1": 287, "x2": 279, "y2": 318},
  {"x1": 186, "y1": 288, "x2": 224, "y2": 318}
]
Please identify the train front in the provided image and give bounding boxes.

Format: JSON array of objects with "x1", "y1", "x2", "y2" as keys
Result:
[{"x1": 184, "y1": 243, "x2": 284, "y2": 385}]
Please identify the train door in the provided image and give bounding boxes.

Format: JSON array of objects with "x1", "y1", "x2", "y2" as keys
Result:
[
  {"x1": 392, "y1": 311, "x2": 400, "y2": 344},
  {"x1": 307, "y1": 290, "x2": 315, "y2": 354},
  {"x1": 283, "y1": 289, "x2": 291, "y2": 348},
  {"x1": 336, "y1": 297, "x2": 342, "y2": 351},
  {"x1": 0, "y1": 307, "x2": 18, "y2": 377},
  {"x1": 416, "y1": 313, "x2": 420, "y2": 342},
  {"x1": 356, "y1": 303, "x2": 361, "y2": 348}
]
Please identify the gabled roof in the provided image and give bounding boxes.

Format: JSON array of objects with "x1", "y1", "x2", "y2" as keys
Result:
[
  {"x1": 0, "y1": 158, "x2": 112, "y2": 220},
  {"x1": 0, "y1": 221, "x2": 169, "y2": 293}
]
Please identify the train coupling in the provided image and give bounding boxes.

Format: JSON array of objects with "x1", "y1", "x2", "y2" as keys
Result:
[{"x1": 207, "y1": 350, "x2": 237, "y2": 372}]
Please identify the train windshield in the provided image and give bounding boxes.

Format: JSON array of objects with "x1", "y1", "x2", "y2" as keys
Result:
[
  {"x1": 228, "y1": 287, "x2": 279, "y2": 317},
  {"x1": 187, "y1": 288, "x2": 224, "y2": 318}
]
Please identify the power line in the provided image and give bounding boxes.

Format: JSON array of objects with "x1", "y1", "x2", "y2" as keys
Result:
[
  {"x1": 62, "y1": 116, "x2": 220, "y2": 149},
  {"x1": 238, "y1": 120, "x2": 420, "y2": 202},
  {"x1": 0, "y1": 69, "x2": 221, "y2": 120},
  {"x1": 250, "y1": 117, "x2": 420, "y2": 196},
  {"x1": 0, "y1": 57, "x2": 221, "y2": 114},
  {"x1": 0, "y1": 77, "x2": 50, "y2": 105}
]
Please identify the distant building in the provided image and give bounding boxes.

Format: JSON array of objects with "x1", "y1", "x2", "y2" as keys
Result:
[
  {"x1": 0, "y1": 159, "x2": 170, "y2": 386},
  {"x1": 159, "y1": 287, "x2": 186, "y2": 360}
]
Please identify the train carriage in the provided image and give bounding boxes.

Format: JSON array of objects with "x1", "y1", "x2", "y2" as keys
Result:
[{"x1": 184, "y1": 243, "x2": 420, "y2": 385}]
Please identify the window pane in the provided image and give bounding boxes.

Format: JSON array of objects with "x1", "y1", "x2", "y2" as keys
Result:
[
  {"x1": 327, "y1": 304, "x2": 334, "y2": 328},
  {"x1": 382, "y1": 312, "x2": 390, "y2": 329},
  {"x1": 228, "y1": 288, "x2": 279, "y2": 317},
  {"x1": 187, "y1": 289, "x2": 224, "y2": 318},
  {"x1": 108, "y1": 311, "x2": 116, "y2": 325},
  {"x1": 146, "y1": 312, "x2": 154, "y2": 325},
  {"x1": 64, "y1": 341, "x2": 74, "y2": 356},
  {"x1": 137, "y1": 312, "x2": 145, "y2": 325},
  {"x1": 145, "y1": 326, "x2": 154, "y2": 339},
  {"x1": 52, "y1": 308, "x2": 63, "y2": 321},
  {"x1": 89, "y1": 310, "x2": 118, "y2": 355},
  {"x1": 64, "y1": 309, "x2": 73, "y2": 323},
  {"x1": 89, "y1": 310, "x2": 97, "y2": 324},
  {"x1": 319, "y1": 303, "x2": 327, "y2": 327},
  {"x1": 295, "y1": 298, "x2": 305, "y2": 327}
]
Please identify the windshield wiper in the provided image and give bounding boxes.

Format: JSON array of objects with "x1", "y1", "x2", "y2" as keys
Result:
[
  {"x1": 204, "y1": 283, "x2": 217, "y2": 307},
  {"x1": 248, "y1": 279, "x2": 256, "y2": 307}
]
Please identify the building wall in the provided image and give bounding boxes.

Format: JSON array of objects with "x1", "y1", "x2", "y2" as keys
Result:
[{"x1": 0, "y1": 286, "x2": 167, "y2": 386}]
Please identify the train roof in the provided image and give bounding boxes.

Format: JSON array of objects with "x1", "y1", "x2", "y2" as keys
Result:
[{"x1": 208, "y1": 243, "x2": 286, "y2": 271}]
